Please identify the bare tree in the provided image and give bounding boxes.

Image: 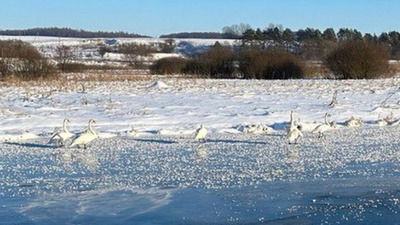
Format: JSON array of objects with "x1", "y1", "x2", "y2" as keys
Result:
[
  {"x1": 160, "y1": 38, "x2": 176, "y2": 53},
  {"x1": 222, "y1": 23, "x2": 252, "y2": 37},
  {"x1": 54, "y1": 45, "x2": 74, "y2": 71},
  {"x1": 120, "y1": 43, "x2": 153, "y2": 67}
]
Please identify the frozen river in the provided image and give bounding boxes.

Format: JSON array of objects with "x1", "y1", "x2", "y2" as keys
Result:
[{"x1": 1, "y1": 126, "x2": 400, "y2": 224}]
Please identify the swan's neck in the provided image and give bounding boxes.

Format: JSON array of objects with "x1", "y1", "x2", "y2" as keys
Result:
[
  {"x1": 290, "y1": 111, "x2": 294, "y2": 126},
  {"x1": 88, "y1": 121, "x2": 95, "y2": 134},
  {"x1": 63, "y1": 120, "x2": 69, "y2": 133},
  {"x1": 324, "y1": 114, "x2": 329, "y2": 125}
]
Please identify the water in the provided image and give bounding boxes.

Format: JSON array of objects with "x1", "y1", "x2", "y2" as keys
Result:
[{"x1": 1, "y1": 127, "x2": 400, "y2": 224}]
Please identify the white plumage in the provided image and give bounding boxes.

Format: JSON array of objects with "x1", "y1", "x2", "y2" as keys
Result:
[
  {"x1": 345, "y1": 116, "x2": 363, "y2": 127},
  {"x1": 377, "y1": 118, "x2": 388, "y2": 127},
  {"x1": 376, "y1": 112, "x2": 391, "y2": 127},
  {"x1": 194, "y1": 125, "x2": 208, "y2": 142},
  {"x1": 70, "y1": 119, "x2": 98, "y2": 149},
  {"x1": 312, "y1": 113, "x2": 337, "y2": 137},
  {"x1": 48, "y1": 118, "x2": 74, "y2": 145},
  {"x1": 287, "y1": 127, "x2": 303, "y2": 144},
  {"x1": 287, "y1": 111, "x2": 303, "y2": 144},
  {"x1": 312, "y1": 124, "x2": 332, "y2": 136}
]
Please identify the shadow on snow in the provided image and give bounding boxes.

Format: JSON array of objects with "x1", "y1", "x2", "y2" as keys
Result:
[{"x1": 4, "y1": 141, "x2": 59, "y2": 149}]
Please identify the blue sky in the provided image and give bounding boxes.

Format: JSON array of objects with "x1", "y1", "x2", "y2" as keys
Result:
[{"x1": 0, "y1": 0, "x2": 399, "y2": 37}]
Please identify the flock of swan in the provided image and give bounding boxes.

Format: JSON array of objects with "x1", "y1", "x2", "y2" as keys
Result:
[
  {"x1": 46, "y1": 118, "x2": 208, "y2": 149},
  {"x1": 286, "y1": 110, "x2": 397, "y2": 144},
  {"x1": 48, "y1": 118, "x2": 98, "y2": 149},
  {"x1": 45, "y1": 108, "x2": 396, "y2": 149}
]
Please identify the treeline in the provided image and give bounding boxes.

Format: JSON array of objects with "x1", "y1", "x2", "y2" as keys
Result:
[
  {"x1": 0, "y1": 27, "x2": 149, "y2": 38},
  {"x1": 161, "y1": 24, "x2": 400, "y2": 60},
  {"x1": 237, "y1": 26, "x2": 400, "y2": 60}
]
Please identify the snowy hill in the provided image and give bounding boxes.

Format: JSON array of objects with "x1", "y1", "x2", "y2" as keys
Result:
[{"x1": 0, "y1": 35, "x2": 238, "y2": 64}]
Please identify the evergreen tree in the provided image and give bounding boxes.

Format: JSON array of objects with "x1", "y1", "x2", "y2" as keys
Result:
[
  {"x1": 337, "y1": 28, "x2": 363, "y2": 41},
  {"x1": 322, "y1": 28, "x2": 337, "y2": 41}
]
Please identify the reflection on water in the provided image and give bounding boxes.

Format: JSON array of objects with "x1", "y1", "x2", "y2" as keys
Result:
[
  {"x1": 195, "y1": 144, "x2": 208, "y2": 160},
  {"x1": 19, "y1": 187, "x2": 173, "y2": 225},
  {"x1": 52, "y1": 149, "x2": 99, "y2": 172},
  {"x1": 285, "y1": 145, "x2": 305, "y2": 174}
]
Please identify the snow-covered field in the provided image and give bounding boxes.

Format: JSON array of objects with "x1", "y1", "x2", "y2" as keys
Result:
[
  {"x1": 2, "y1": 77, "x2": 400, "y2": 224},
  {"x1": 0, "y1": 35, "x2": 237, "y2": 64}
]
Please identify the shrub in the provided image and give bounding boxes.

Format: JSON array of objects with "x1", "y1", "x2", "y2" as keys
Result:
[
  {"x1": 16, "y1": 59, "x2": 57, "y2": 80},
  {"x1": 239, "y1": 49, "x2": 306, "y2": 79},
  {"x1": 150, "y1": 57, "x2": 189, "y2": 75},
  {"x1": 0, "y1": 40, "x2": 58, "y2": 80},
  {"x1": 325, "y1": 41, "x2": 391, "y2": 79},
  {"x1": 0, "y1": 39, "x2": 42, "y2": 59},
  {"x1": 54, "y1": 45, "x2": 74, "y2": 72},
  {"x1": 182, "y1": 60, "x2": 209, "y2": 78},
  {"x1": 183, "y1": 45, "x2": 236, "y2": 78}
]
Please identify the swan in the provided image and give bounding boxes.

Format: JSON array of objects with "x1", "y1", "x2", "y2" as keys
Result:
[
  {"x1": 70, "y1": 119, "x2": 98, "y2": 149},
  {"x1": 376, "y1": 113, "x2": 391, "y2": 126},
  {"x1": 345, "y1": 116, "x2": 363, "y2": 127},
  {"x1": 377, "y1": 118, "x2": 388, "y2": 127},
  {"x1": 194, "y1": 125, "x2": 208, "y2": 142},
  {"x1": 48, "y1": 118, "x2": 74, "y2": 145},
  {"x1": 127, "y1": 126, "x2": 138, "y2": 137},
  {"x1": 312, "y1": 113, "x2": 337, "y2": 137},
  {"x1": 237, "y1": 124, "x2": 271, "y2": 133},
  {"x1": 287, "y1": 111, "x2": 303, "y2": 144}
]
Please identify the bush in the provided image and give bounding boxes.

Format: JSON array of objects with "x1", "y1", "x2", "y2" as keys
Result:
[
  {"x1": 0, "y1": 40, "x2": 58, "y2": 80},
  {"x1": 183, "y1": 45, "x2": 236, "y2": 78},
  {"x1": 150, "y1": 57, "x2": 189, "y2": 75},
  {"x1": 239, "y1": 50, "x2": 306, "y2": 79},
  {"x1": 182, "y1": 60, "x2": 209, "y2": 78},
  {"x1": 0, "y1": 39, "x2": 42, "y2": 59},
  {"x1": 325, "y1": 41, "x2": 391, "y2": 79}
]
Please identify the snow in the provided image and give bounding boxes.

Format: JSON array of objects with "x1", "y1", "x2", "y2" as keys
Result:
[
  {"x1": 2, "y1": 77, "x2": 400, "y2": 224},
  {"x1": 2, "y1": 78, "x2": 399, "y2": 136},
  {"x1": 0, "y1": 35, "x2": 235, "y2": 63}
]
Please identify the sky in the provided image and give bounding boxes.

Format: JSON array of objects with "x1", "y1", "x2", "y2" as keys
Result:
[{"x1": 0, "y1": 0, "x2": 400, "y2": 37}]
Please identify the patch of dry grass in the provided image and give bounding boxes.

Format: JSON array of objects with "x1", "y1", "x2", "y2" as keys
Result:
[
  {"x1": 390, "y1": 61, "x2": 400, "y2": 77},
  {"x1": 304, "y1": 61, "x2": 335, "y2": 79},
  {"x1": 0, "y1": 69, "x2": 153, "y2": 95},
  {"x1": 64, "y1": 70, "x2": 151, "y2": 82}
]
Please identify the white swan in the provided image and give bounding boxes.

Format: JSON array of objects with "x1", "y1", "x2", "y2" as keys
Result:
[
  {"x1": 127, "y1": 126, "x2": 138, "y2": 137},
  {"x1": 376, "y1": 113, "x2": 391, "y2": 127},
  {"x1": 287, "y1": 111, "x2": 303, "y2": 144},
  {"x1": 312, "y1": 113, "x2": 337, "y2": 137},
  {"x1": 237, "y1": 124, "x2": 271, "y2": 133},
  {"x1": 377, "y1": 118, "x2": 388, "y2": 127},
  {"x1": 70, "y1": 119, "x2": 98, "y2": 149},
  {"x1": 345, "y1": 116, "x2": 363, "y2": 127},
  {"x1": 48, "y1": 118, "x2": 74, "y2": 145},
  {"x1": 194, "y1": 125, "x2": 208, "y2": 142}
]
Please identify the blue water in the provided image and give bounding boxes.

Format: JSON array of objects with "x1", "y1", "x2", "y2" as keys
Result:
[{"x1": 1, "y1": 129, "x2": 400, "y2": 224}]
